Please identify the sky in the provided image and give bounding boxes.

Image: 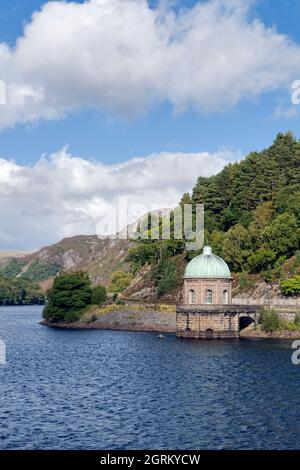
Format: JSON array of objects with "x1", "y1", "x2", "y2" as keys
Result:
[{"x1": 0, "y1": 0, "x2": 300, "y2": 250}]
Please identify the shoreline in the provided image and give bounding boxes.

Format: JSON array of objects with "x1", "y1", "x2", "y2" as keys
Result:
[
  {"x1": 40, "y1": 319, "x2": 176, "y2": 333},
  {"x1": 240, "y1": 325, "x2": 300, "y2": 340},
  {"x1": 41, "y1": 304, "x2": 177, "y2": 334},
  {"x1": 40, "y1": 303, "x2": 300, "y2": 339},
  {"x1": 41, "y1": 320, "x2": 300, "y2": 339},
  {"x1": 0, "y1": 303, "x2": 45, "y2": 307}
]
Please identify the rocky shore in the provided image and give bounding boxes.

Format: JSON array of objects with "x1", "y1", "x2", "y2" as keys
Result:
[
  {"x1": 41, "y1": 305, "x2": 177, "y2": 333},
  {"x1": 41, "y1": 303, "x2": 300, "y2": 339},
  {"x1": 240, "y1": 324, "x2": 300, "y2": 340}
]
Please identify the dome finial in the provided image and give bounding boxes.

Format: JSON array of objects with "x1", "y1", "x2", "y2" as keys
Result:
[{"x1": 203, "y1": 245, "x2": 212, "y2": 255}]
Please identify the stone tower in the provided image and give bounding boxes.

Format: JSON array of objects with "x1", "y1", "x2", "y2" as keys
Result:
[
  {"x1": 177, "y1": 245, "x2": 240, "y2": 339},
  {"x1": 177, "y1": 246, "x2": 259, "y2": 339}
]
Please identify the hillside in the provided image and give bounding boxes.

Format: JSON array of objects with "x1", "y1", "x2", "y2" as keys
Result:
[
  {"x1": 125, "y1": 132, "x2": 300, "y2": 302},
  {"x1": 0, "y1": 274, "x2": 44, "y2": 306},
  {"x1": 0, "y1": 235, "x2": 132, "y2": 290},
  {"x1": 0, "y1": 209, "x2": 172, "y2": 293}
]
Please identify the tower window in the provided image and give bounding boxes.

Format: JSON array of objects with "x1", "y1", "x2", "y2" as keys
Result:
[
  {"x1": 205, "y1": 289, "x2": 213, "y2": 305},
  {"x1": 223, "y1": 290, "x2": 228, "y2": 304},
  {"x1": 189, "y1": 289, "x2": 196, "y2": 304}
]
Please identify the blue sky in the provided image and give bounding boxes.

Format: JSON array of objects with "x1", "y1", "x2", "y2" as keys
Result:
[
  {"x1": 0, "y1": 0, "x2": 299, "y2": 165},
  {"x1": 1, "y1": 0, "x2": 300, "y2": 249}
]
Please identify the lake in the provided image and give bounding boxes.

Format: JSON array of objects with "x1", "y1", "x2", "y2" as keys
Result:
[{"x1": 0, "y1": 305, "x2": 299, "y2": 450}]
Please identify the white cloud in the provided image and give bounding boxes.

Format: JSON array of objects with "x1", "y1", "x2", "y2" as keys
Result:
[
  {"x1": 273, "y1": 105, "x2": 299, "y2": 119},
  {"x1": 0, "y1": 148, "x2": 239, "y2": 250},
  {"x1": 0, "y1": 0, "x2": 299, "y2": 127}
]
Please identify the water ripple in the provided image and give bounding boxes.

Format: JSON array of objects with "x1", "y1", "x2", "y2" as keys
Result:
[{"x1": 0, "y1": 305, "x2": 299, "y2": 449}]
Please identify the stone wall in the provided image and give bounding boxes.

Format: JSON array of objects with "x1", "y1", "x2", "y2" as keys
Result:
[
  {"x1": 183, "y1": 278, "x2": 232, "y2": 305},
  {"x1": 176, "y1": 305, "x2": 259, "y2": 339},
  {"x1": 233, "y1": 296, "x2": 300, "y2": 307},
  {"x1": 232, "y1": 281, "x2": 300, "y2": 307},
  {"x1": 177, "y1": 312, "x2": 239, "y2": 339}
]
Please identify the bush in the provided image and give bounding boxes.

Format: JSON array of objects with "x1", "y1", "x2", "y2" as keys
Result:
[
  {"x1": 64, "y1": 310, "x2": 81, "y2": 323},
  {"x1": 157, "y1": 261, "x2": 177, "y2": 296},
  {"x1": 109, "y1": 271, "x2": 133, "y2": 293},
  {"x1": 91, "y1": 285, "x2": 107, "y2": 305},
  {"x1": 281, "y1": 276, "x2": 300, "y2": 296},
  {"x1": 235, "y1": 272, "x2": 256, "y2": 290},
  {"x1": 294, "y1": 313, "x2": 300, "y2": 327},
  {"x1": 116, "y1": 299, "x2": 125, "y2": 305},
  {"x1": 112, "y1": 292, "x2": 118, "y2": 302},
  {"x1": 260, "y1": 308, "x2": 281, "y2": 332},
  {"x1": 150, "y1": 258, "x2": 178, "y2": 297},
  {"x1": 262, "y1": 269, "x2": 274, "y2": 283},
  {"x1": 43, "y1": 271, "x2": 92, "y2": 322},
  {"x1": 86, "y1": 314, "x2": 98, "y2": 324}
]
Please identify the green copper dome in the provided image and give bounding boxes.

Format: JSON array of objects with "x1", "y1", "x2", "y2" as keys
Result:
[{"x1": 184, "y1": 246, "x2": 231, "y2": 279}]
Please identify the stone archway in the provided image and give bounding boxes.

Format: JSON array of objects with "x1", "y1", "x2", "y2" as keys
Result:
[
  {"x1": 205, "y1": 328, "x2": 214, "y2": 339},
  {"x1": 239, "y1": 315, "x2": 255, "y2": 331}
]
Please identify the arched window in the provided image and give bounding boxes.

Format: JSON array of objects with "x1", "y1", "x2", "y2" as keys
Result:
[
  {"x1": 205, "y1": 289, "x2": 213, "y2": 305},
  {"x1": 189, "y1": 289, "x2": 196, "y2": 304},
  {"x1": 223, "y1": 290, "x2": 228, "y2": 304}
]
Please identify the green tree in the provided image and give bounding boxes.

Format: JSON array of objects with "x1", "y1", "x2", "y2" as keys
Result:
[
  {"x1": 275, "y1": 189, "x2": 300, "y2": 223},
  {"x1": 248, "y1": 202, "x2": 275, "y2": 243},
  {"x1": 43, "y1": 272, "x2": 92, "y2": 322},
  {"x1": 91, "y1": 285, "x2": 107, "y2": 305},
  {"x1": 151, "y1": 258, "x2": 178, "y2": 297},
  {"x1": 262, "y1": 213, "x2": 300, "y2": 258},
  {"x1": 179, "y1": 192, "x2": 192, "y2": 207},
  {"x1": 222, "y1": 224, "x2": 251, "y2": 271},
  {"x1": 268, "y1": 131, "x2": 298, "y2": 183},
  {"x1": 209, "y1": 230, "x2": 225, "y2": 257},
  {"x1": 248, "y1": 248, "x2": 277, "y2": 273},
  {"x1": 126, "y1": 242, "x2": 160, "y2": 272}
]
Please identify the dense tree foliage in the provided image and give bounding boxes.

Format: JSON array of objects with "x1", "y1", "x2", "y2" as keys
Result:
[
  {"x1": 127, "y1": 132, "x2": 300, "y2": 296},
  {"x1": 150, "y1": 258, "x2": 178, "y2": 296},
  {"x1": 0, "y1": 259, "x2": 27, "y2": 277},
  {"x1": 91, "y1": 285, "x2": 107, "y2": 304},
  {"x1": 0, "y1": 275, "x2": 45, "y2": 305},
  {"x1": 21, "y1": 260, "x2": 61, "y2": 282},
  {"x1": 43, "y1": 272, "x2": 92, "y2": 322}
]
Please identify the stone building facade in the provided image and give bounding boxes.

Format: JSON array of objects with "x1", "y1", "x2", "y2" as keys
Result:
[
  {"x1": 176, "y1": 246, "x2": 258, "y2": 339},
  {"x1": 183, "y1": 277, "x2": 232, "y2": 306},
  {"x1": 176, "y1": 305, "x2": 258, "y2": 339}
]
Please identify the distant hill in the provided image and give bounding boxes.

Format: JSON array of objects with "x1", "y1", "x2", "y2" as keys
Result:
[
  {"x1": 0, "y1": 209, "x2": 172, "y2": 292},
  {"x1": 0, "y1": 235, "x2": 132, "y2": 290},
  {"x1": 0, "y1": 274, "x2": 44, "y2": 306},
  {"x1": 0, "y1": 251, "x2": 30, "y2": 259}
]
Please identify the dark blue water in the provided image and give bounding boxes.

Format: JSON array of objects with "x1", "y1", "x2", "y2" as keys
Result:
[{"x1": 0, "y1": 306, "x2": 300, "y2": 450}]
